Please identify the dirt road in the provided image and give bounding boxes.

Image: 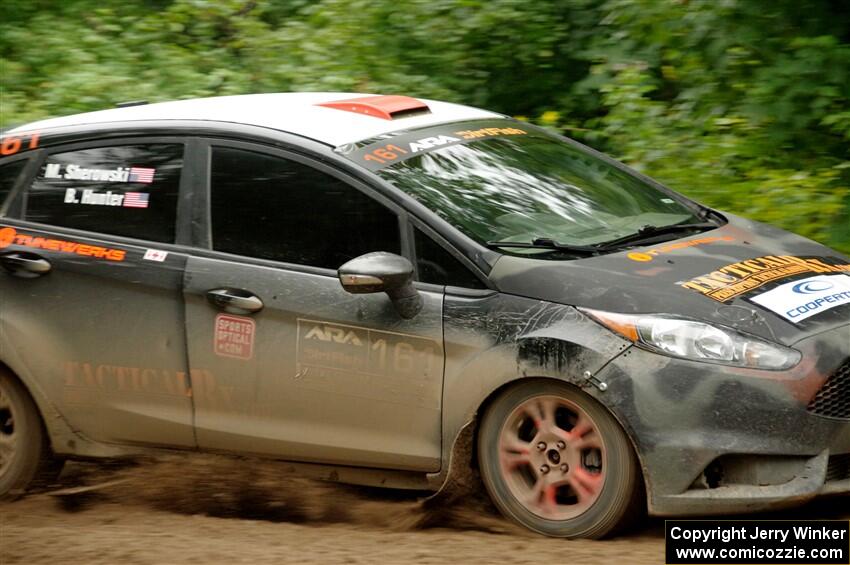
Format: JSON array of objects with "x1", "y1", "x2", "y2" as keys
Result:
[{"x1": 1, "y1": 454, "x2": 847, "y2": 564}]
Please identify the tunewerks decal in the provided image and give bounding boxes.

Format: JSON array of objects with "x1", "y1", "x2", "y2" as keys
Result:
[{"x1": 0, "y1": 226, "x2": 126, "y2": 261}]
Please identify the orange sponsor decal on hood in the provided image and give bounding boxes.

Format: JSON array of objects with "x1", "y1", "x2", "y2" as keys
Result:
[
  {"x1": 0, "y1": 226, "x2": 126, "y2": 262},
  {"x1": 627, "y1": 235, "x2": 734, "y2": 262}
]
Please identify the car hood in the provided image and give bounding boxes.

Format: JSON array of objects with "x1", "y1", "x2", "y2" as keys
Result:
[{"x1": 489, "y1": 214, "x2": 850, "y2": 346}]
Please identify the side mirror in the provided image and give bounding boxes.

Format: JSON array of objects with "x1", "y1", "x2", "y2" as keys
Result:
[{"x1": 338, "y1": 252, "x2": 423, "y2": 319}]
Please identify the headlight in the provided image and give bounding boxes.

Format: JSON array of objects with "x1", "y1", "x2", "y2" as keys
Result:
[{"x1": 580, "y1": 308, "x2": 801, "y2": 370}]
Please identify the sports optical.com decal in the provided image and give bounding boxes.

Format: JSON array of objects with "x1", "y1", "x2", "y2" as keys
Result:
[
  {"x1": 63, "y1": 188, "x2": 150, "y2": 209},
  {"x1": 338, "y1": 122, "x2": 529, "y2": 171},
  {"x1": 214, "y1": 314, "x2": 256, "y2": 360},
  {"x1": 0, "y1": 226, "x2": 126, "y2": 261},
  {"x1": 44, "y1": 164, "x2": 155, "y2": 183},
  {"x1": 627, "y1": 235, "x2": 735, "y2": 262},
  {"x1": 679, "y1": 255, "x2": 850, "y2": 302},
  {"x1": 749, "y1": 274, "x2": 850, "y2": 323}
]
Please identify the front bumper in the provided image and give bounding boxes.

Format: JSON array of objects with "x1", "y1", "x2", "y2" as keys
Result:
[{"x1": 596, "y1": 323, "x2": 850, "y2": 516}]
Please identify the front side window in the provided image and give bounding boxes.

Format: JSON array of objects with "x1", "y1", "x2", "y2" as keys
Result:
[
  {"x1": 415, "y1": 228, "x2": 485, "y2": 288},
  {"x1": 210, "y1": 147, "x2": 401, "y2": 269},
  {"x1": 25, "y1": 144, "x2": 183, "y2": 242}
]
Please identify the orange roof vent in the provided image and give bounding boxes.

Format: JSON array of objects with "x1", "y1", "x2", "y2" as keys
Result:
[{"x1": 317, "y1": 95, "x2": 430, "y2": 120}]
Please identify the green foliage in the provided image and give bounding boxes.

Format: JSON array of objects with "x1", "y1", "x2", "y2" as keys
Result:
[
  {"x1": 588, "y1": 63, "x2": 849, "y2": 249},
  {"x1": 1, "y1": 0, "x2": 848, "y2": 252}
]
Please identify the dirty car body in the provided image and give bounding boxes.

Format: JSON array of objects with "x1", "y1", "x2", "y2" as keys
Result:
[{"x1": 0, "y1": 93, "x2": 848, "y2": 537}]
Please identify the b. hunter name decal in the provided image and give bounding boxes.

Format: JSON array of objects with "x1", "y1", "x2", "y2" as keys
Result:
[
  {"x1": 63, "y1": 188, "x2": 150, "y2": 209},
  {"x1": 679, "y1": 255, "x2": 850, "y2": 302}
]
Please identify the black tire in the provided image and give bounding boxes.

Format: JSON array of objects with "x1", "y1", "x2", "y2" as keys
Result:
[
  {"x1": 477, "y1": 380, "x2": 643, "y2": 538},
  {"x1": 0, "y1": 371, "x2": 63, "y2": 500}
]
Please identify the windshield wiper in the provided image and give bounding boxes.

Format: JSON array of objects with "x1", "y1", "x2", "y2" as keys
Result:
[
  {"x1": 487, "y1": 221, "x2": 717, "y2": 257},
  {"x1": 596, "y1": 221, "x2": 717, "y2": 250},
  {"x1": 485, "y1": 238, "x2": 601, "y2": 256}
]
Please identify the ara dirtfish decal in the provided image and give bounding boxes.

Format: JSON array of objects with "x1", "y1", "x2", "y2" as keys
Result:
[
  {"x1": 295, "y1": 319, "x2": 440, "y2": 379},
  {"x1": 294, "y1": 319, "x2": 442, "y2": 408},
  {"x1": 749, "y1": 274, "x2": 850, "y2": 323},
  {"x1": 679, "y1": 255, "x2": 850, "y2": 302},
  {"x1": 338, "y1": 121, "x2": 528, "y2": 171}
]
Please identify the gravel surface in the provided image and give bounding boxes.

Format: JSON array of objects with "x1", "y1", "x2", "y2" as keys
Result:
[{"x1": 1, "y1": 454, "x2": 847, "y2": 564}]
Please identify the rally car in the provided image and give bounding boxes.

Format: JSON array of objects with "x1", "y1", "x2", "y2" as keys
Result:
[{"x1": 0, "y1": 93, "x2": 847, "y2": 538}]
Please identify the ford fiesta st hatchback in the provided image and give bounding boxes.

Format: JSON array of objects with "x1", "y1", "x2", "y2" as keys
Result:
[{"x1": 0, "y1": 93, "x2": 848, "y2": 538}]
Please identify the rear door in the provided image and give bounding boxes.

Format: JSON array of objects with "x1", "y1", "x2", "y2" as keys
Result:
[
  {"x1": 0, "y1": 139, "x2": 195, "y2": 447},
  {"x1": 183, "y1": 141, "x2": 445, "y2": 471}
]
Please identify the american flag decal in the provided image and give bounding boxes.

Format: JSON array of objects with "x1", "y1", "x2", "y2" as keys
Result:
[
  {"x1": 123, "y1": 192, "x2": 150, "y2": 208},
  {"x1": 129, "y1": 167, "x2": 155, "y2": 183}
]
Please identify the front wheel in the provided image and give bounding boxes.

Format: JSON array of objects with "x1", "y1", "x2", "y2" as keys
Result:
[
  {"x1": 477, "y1": 380, "x2": 643, "y2": 538},
  {"x1": 0, "y1": 371, "x2": 62, "y2": 499}
]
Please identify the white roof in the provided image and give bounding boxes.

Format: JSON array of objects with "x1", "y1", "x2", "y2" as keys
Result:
[{"x1": 10, "y1": 92, "x2": 502, "y2": 146}]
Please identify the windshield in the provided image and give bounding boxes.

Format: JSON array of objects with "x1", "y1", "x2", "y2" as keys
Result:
[{"x1": 341, "y1": 120, "x2": 701, "y2": 253}]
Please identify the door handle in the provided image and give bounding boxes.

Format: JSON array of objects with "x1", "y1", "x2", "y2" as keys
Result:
[
  {"x1": 0, "y1": 252, "x2": 52, "y2": 278},
  {"x1": 206, "y1": 288, "x2": 264, "y2": 314}
]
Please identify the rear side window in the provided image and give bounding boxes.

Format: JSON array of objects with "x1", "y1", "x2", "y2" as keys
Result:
[
  {"x1": 415, "y1": 228, "x2": 486, "y2": 288},
  {"x1": 25, "y1": 144, "x2": 183, "y2": 243},
  {"x1": 210, "y1": 146, "x2": 401, "y2": 269},
  {"x1": 0, "y1": 160, "x2": 27, "y2": 214}
]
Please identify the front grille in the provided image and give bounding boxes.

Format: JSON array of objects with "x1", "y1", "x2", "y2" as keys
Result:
[
  {"x1": 808, "y1": 359, "x2": 850, "y2": 420},
  {"x1": 826, "y1": 453, "x2": 850, "y2": 482}
]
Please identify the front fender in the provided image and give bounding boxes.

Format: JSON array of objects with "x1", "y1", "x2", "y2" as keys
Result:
[{"x1": 427, "y1": 292, "x2": 631, "y2": 489}]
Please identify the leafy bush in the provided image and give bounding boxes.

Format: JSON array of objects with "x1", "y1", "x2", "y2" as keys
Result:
[{"x1": 2, "y1": 0, "x2": 847, "y2": 252}]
